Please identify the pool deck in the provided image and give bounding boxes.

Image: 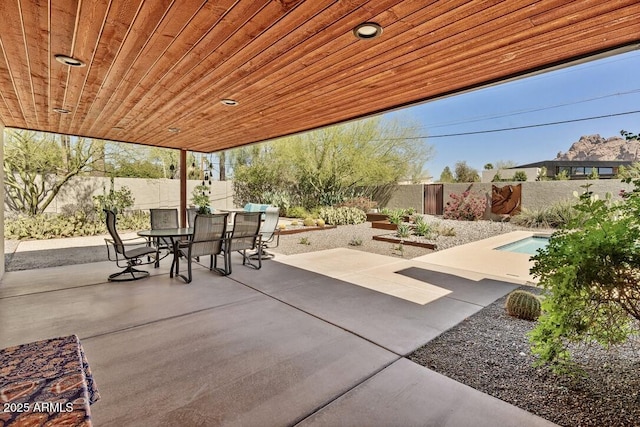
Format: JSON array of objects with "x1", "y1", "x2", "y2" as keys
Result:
[{"x1": 412, "y1": 230, "x2": 541, "y2": 284}]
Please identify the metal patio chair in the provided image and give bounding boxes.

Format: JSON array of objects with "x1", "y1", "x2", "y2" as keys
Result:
[
  {"x1": 175, "y1": 213, "x2": 228, "y2": 283},
  {"x1": 150, "y1": 208, "x2": 179, "y2": 267},
  {"x1": 250, "y1": 206, "x2": 280, "y2": 260},
  {"x1": 104, "y1": 210, "x2": 157, "y2": 282},
  {"x1": 224, "y1": 211, "x2": 262, "y2": 274},
  {"x1": 186, "y1": 207, "x2": 198, "y2": 228}
]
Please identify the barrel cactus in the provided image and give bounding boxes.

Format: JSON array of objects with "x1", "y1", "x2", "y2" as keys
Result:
[{"x1": 505, "y1": 290, "x2": 541, "y2": 321}]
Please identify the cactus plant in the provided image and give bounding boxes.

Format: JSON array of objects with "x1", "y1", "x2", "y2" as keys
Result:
[
  {"x1": 302, "y1": 217, "x2": 316, "y2": 227},
  {"x1": 505, "y1": 290, "x2": 541, "y2": 321},
  {"x1": 316, "y1": 218, "x2": 325, "y2": 227}
]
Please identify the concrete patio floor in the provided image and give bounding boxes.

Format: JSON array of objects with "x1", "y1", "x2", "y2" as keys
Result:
[{"x1": 0, "y1": 246, "x2": 556, "y2": 426}]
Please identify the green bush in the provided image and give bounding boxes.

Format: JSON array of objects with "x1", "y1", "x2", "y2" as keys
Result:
[
  {"x1": 530, "y1": 182, "x2": 640, "y2": 372},
  {"x1": 318, "y1": 206, "x2": 366, "y2": 225},
  {"x1": 286, "y1": 206, "x2": 310, "y2": 218}
]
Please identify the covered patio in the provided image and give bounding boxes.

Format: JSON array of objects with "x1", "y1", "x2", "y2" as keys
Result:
[
  {"x1": 1, "y1": 248, "x2": 554, "y2": 425},
  {"x1": 1, "y1": 1, "x2": 640, "y2": 425}
]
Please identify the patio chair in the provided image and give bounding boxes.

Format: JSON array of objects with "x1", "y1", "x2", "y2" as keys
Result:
[
  {"x1": 104, "y1": 210, "x2": 157, "y2": 282},
  {"x1": 186, "y1": 207, "x2": 198, "y2": 228},
  {"x1": 250, "y1": 206, "x2": 280, "y2": 260},
  {"x1": 224, "y1": 211, "x2": 262, "y2": 274},
  {"x1": 150, "y1": 208, "x2": 179, "y2": 267},
  {"x1": 174, "y1": 213, "x2": 228, "y2": 283}
]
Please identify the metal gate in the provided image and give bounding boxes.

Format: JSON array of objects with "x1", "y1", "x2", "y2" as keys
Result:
[{"x1": 424, "y1": 184, "x2": 443, "y2": 215}]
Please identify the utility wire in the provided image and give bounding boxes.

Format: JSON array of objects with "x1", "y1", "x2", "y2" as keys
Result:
[
  {"x1": 421, "y1": 89, "x2": 640, "y2": 129},
  {"x1": 383, "y1": 110, "x2": 640, "y2": 140}
]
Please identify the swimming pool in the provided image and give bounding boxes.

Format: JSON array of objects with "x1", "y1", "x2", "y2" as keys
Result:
[{"x1": 496, "y1": 236, "x2": 550, "y2": 255}]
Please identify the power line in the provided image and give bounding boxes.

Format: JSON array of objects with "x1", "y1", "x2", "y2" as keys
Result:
[
  {"x1": 386, "y1": 110, "x2": 640, "y2": 140},
  {"x1": 421, "y1": 89, "x2": 640, "y2": 129}
]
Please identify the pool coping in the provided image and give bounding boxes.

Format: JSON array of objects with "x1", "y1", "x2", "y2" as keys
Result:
[{"x1": 411, "y1": 231, "x2": 545, "y2": 285}]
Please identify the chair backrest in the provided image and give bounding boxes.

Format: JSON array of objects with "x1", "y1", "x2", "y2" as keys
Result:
[
  {"x1": 229, "y1": 212, "x2": 262, "y2": 251},
  {"x1": 260, "y1": 207, "x2": 280, "y2": 241},
  {"x1": 190, "y1": 213, "x2": 228, "y2": 257},
  {"x1": 104, "y1": 210, "x2": 124, "y2": 254},
  {"x1": 186, "y1": 208, "x2": 198, "y2": 228},
  {"x1": 150, "y1": 208, "x2": 178, "y2": 230}
]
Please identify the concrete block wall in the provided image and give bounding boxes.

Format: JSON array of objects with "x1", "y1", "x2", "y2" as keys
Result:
[
  {"x1": 373, "y1": 184, "x2": 425, "y2": 213},
  {"x1": 41, "y1": 177, "x2": 235, "y2": 214},
  {"x1": 442, "y1": 180, "x2": 633, "y2": 211}
]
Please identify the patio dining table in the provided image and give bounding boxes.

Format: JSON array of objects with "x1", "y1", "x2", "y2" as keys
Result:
[
  {"x1": 137, "y1": 227, "x2": 193, "y2": 277},
  {"x1": 0, "y1": 335, "x2": 100, "y2": 426}
]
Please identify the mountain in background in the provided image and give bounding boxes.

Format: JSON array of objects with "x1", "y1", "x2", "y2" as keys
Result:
[{"x1": 555, "y1": 134, "x2": 640, "y2": 161}]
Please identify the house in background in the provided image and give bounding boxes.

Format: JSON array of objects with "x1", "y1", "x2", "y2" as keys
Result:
[
  {"x1": 512, "y1": 160, "x2": 633, "y2": 180},
  {"x1": 481, "y1": 167, "x2": 539, "y2": 183}
]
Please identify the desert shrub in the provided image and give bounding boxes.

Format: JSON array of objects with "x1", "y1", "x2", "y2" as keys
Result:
[
  {"x1": 93, "y1": 179, "x2": 134, "y2": 217},
  {"x1": 396, "y1": 223, "x2": 411, "y2": 238},
  {"x1": 4, "y1": 210, "x2": 150, "y2": 240},
  {"x1": 348, "y1": 236, "x2": 363, "y2": 246},
  {"x1": 413, "y1": 221, "x2": 432, "y2": 237},
  {"x1": 302, "y1": 217, "x2": 316, "y2": 226},
  {"x1": 387, "y1": 209, "x2": 405, "y2": 225},
  {"x1": 263, "y1": 190, "x2": 293, "y2": 216},
  {"x1": 337, "y1": 196, "x2": 377, "y2": 212},
  {"x1": 443, "y1": 190, "x2": 486, "y2": 221},
  {"x1": 511, "y1": 201, "x2": 578, "y2": 229},
  {"x1": 298, "y1": 237, "x2": 311, "y2": 245},
  {"x1": 318, "y1": 206, "x2": 366, "y2": 225},
  {"x1": 530, "y1": 182, "x2": 640, "y2": 372},
  {"x1": 286, "y1": 206, "x2": 310, "y2": 218},
  {"x1": 505, "y1": 290, "x2": 541, "y2": 320},
  {"x1": 512, "y1": 171, "x2": 528, "y2": 181}
]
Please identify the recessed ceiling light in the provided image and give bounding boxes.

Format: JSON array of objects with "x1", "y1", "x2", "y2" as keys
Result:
[
  {"x1": 54, "y1": 54, "x2": 85, "y2": 67},
  {"x1": 53, "y1": 107, "x2": 71, "y2": 114},
  {"x1": 220, "y1": 99, "x2": 238, "y2": 106},
  {"x1": 353, "y1": 22, "x2": 383, "y2": 40},
  {"x1": 168, "y1": 127, "x2": 181, "y2": 133}
]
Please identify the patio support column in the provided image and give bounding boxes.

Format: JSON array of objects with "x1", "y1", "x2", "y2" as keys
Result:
[
  {"x1": 180, "y1": 149, "x2": 187, "y2": 227},
  {"x1": 0, "y1": 123, "x2": 5, "y2": 279}
]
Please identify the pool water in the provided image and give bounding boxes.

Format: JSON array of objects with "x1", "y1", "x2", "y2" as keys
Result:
[{"x1": 496, "y1": 236, "x2": 550, "y2": 255}]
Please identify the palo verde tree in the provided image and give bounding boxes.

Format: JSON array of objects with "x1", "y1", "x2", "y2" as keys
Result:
[
  {"x1": 230, "y1": 117, "x2": 433, "y2": 208},
  {"x1": 4, "y1": 130, "x2": 106, "y2": 215}
]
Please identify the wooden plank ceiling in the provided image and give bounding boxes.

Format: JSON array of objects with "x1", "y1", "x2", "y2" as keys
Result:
[{"x1": 0, "y1": 0, "x2": 638, "y2": 153}]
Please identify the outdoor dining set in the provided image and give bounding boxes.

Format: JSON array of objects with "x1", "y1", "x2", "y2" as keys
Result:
[{"x1": 103, "y1": 206, "x2": 280, "y2": 283}]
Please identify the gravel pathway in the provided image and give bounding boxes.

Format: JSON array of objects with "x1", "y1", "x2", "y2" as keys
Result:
[{"x1": 409, "y1": 287, "x2": 640, "y2": 427}]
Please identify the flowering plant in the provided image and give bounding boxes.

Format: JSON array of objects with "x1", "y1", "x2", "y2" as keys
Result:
[{"x1": 443, "y1": 190, "x2": 486, "y2": 221}]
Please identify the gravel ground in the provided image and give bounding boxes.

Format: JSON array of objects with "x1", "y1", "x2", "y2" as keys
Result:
[
  {"x1": 272, "y1": 215, "x2": 528, "y2": 258},
  {"x1": 409, "y1": 287, "x2": 640, "y2": 427}
]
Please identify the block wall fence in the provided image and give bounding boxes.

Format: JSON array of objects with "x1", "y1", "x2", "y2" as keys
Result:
[{"x1": 6, "y1": 177, "x2": 633, "y2": 217}]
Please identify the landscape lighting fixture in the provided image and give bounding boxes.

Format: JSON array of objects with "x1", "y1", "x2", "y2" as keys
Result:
[
  {"x1": 220, "y1": 99, "x2": 238, "y2": 106},
  {"x1": 53, "y1": 107, "x2": 70, "y2": 114},
  {"x1": 353, "y1": 22, "x2": 383, "y2": 40},
  {"x1": 54, "y1": 54, "x2": 85, "y2": 67}
]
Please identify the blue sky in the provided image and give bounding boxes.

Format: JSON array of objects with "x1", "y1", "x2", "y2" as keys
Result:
[{"x1": 384, "y1": 49, "x2": 640, "y2": 179}]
